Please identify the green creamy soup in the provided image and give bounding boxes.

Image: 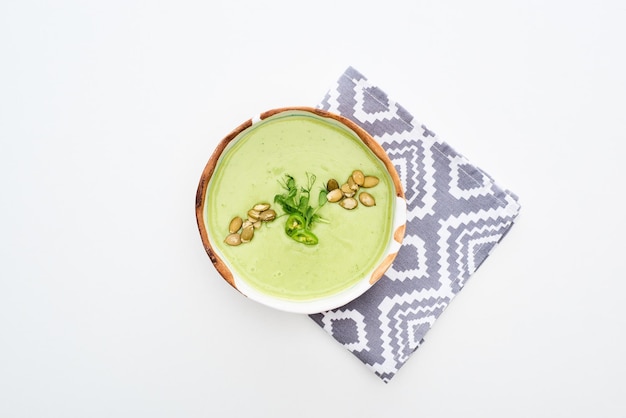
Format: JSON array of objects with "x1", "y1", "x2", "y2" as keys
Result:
[{"x1": 206, "y1": 112, "x2": 394, "y2": 301}]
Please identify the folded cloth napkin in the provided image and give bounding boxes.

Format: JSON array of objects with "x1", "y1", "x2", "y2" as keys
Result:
[{"x1": 309, "y1": 67, "x2": 521, "y2": 383}]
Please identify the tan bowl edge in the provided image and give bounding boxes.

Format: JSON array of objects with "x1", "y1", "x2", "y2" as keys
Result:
[{"x1": 195, "y1": 118, "x2": 253, "y2": 290}]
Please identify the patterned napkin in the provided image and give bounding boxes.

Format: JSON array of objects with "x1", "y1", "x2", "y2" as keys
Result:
[{"x1": 309, "y1": 67, "x2": 521, "y2": 382}]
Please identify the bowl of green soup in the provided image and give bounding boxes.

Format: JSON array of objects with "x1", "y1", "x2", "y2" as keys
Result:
[{"x1": 196, "y1": 107, "x2": 406, "y2": 314}]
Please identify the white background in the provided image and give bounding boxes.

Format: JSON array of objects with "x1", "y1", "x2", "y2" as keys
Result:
[{"x1": 1, "y1": 1, "x2": 625, "y2": 417}]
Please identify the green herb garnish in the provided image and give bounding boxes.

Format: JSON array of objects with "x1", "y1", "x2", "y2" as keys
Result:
[{"x1": 274, "y1": 173, "x2": 328, "y2": 245}]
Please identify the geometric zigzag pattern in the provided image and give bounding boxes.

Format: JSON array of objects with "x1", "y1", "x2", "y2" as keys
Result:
[{"x1": 309, "y1": 67, "x2": 521, "y2": 382}]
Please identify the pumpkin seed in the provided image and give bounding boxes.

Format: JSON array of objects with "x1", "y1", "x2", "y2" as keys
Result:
[
  {"x1": 253, "y1": 203, "x2": 271, "y2": 212},
  {"x1": 352, "y1": 170, "x2": 365, "y2": 186},
  {"x1": 339, "y1": 197, "x2": 358, "y2": 210},
  {"x1": 247, "y1": 209, "x2": 261, "y2": 221},
  {"x1": 253, "y1": 220, "x2": 262, "y2": 229},
  {"x1": 240, "y1": 225, "x2": 254, "y2": 243},
  {"x1": 359, "y1": 192, "x2": 376, "y2": 207},
  {"x1": 362, "y1": 176, "x2": 379, "y2": 188},
  {"x1": 224, "y1": 233, "x2": 242, "y2": 246},
  {"x1": 347, "y1": 175, "x2": 359, "y2": 191},
  {"x1": 340, "y1": 183, "x2": 354, "y2": 197},
  {"x1": 259, "y1": 209, "x2": 276, "y2": 221},
  {"x1": 326, "y1": 188, "x2": 343, "y2": 203},
  {"x1": 242, "y1": 219, "x2": 254, "y2": 229},
  {"x1": 228, "y1": 216, "x2": 243, "y2": 233},
  {"x1": 326, "y1": 179, "x2": 339, "y2": 191}
]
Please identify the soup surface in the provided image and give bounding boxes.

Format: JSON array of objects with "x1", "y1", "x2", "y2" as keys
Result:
[{"x1": 206, "y1": 111, "x2": 395, "y2": 301}]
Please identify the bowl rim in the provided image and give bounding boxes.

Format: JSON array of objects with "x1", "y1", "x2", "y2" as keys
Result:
[{"x1": 195, "y1": 106, "x2": 406, "y2": 313}]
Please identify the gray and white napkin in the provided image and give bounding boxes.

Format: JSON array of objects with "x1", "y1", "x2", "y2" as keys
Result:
[{"x1": 310, "y1": 67, "x2": 521, "y2": 382}]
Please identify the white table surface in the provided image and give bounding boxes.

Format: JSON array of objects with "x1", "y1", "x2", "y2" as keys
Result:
[{"x1": 2, "y1": 1, "x2": 625, "y2": 417}]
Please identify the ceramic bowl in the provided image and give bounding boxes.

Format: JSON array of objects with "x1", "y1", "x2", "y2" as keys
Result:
[{"x1": 195, "y1": 107, "x2": 406, "y2": 314}]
